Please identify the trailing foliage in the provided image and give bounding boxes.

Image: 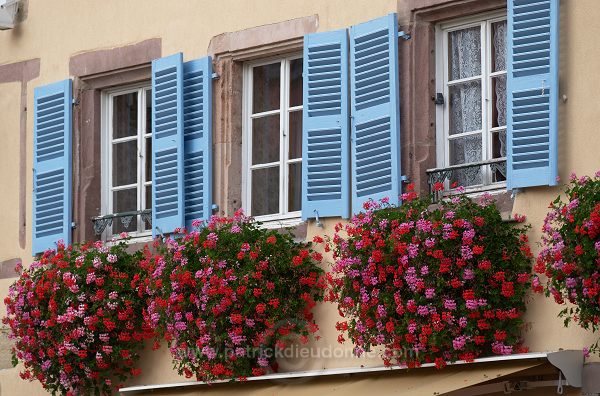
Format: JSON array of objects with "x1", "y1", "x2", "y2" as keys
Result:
[
  {"x1": 326, "y1": 185, "x2": 533, "y2": 368},
  {"x1": 3, "y1": 240, "x2": 153, "y2": 396},
  {"x1": 534, "y1": 171, "x2": 600, "y2": 351},
  {"x1": 141, "y1": 210, "x2": 325, "y2": 381}
]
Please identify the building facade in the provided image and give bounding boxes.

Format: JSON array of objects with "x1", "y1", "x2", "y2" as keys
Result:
[{"x1": 1, "y1": 0, "x2": 599, "y2": 394}]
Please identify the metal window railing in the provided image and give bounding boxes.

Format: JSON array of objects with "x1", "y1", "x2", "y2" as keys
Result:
[
  {"x1": 426, "y1": 158, "x2": 507, "y2": 201},
  {"x1": 91, "y1": 209, "x2": 152, "y2": 236}
]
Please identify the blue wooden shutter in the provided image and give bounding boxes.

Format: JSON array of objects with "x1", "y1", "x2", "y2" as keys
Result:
[
  {"x1": 151, "y1": 53, "x2": 185, "y2": 235},
  {"x1": 182, "y1": 56, "x2": 212, "y2": 229},
  {"x1": 32, "y1": 79, "x2": 72, "y2": 254},
  {"x1": 507, "y1": 0, "x2": 559, "y2": 189},
  {"x1": 302, "y1": 29, "x2": 351, "y2": 220},
  {"x1": 350, "y1": 13, "x2": 401, "y2": 213}
]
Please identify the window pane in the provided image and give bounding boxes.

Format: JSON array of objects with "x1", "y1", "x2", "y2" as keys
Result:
[
  {"x1": 145, "y1": 184, "x2": 152, "y2": 210},
  {"x1": 449, "y1": 134, "x2": 482, "y2": 187},
  {"x1": 288, "y1": 110, "x2": 302, "y2": 159},
  {"x1": 492, "y1": 75, "x2": 506, "y2": 128},
  {"x1": 448, "y1": 26, "x2": 481, "y2": 80},
  {"x1": 492, "y1": 129, "x2": 507, "y2": 159},
  {"x1": 113, "y1": 188, "x2": 137, "y2": 234},
  {"x1": 251, "y1": 167, "x2": 279, "y2": 216},
  {"x1": 450, "y1": 134, "x2": 482, "y2": 165},
  {"x1": 112, "y1": 140, "x2": 137, "y2": 186},
  {"x1": 143, "y1": 184, "x2": 152, "y2": 231},
  {"x1": 449, "y1": 80, "x2": 482, "y2": 135},
  {"x1": 492, "y1": 128, "x2": 507, "y2": 183},
  {"x1": 112, "y1": 92, "x2": 138, "y2": 139},
  {"x1": 252, "y1": 63, "x2": 280, "y2": 113},
  {"x1": 289, "y1": 58, "x2": 303, "y2": 107},
  {"x1": 145, "y1": 136, "x2": 152, "y2": 182},
  {"x1": 288, "y1": 163, "x2": 302, "y2": 212},
  {"x1": 492, "y1": 21, "x2": 507, "y2": 72},
  {"x1": 252, "y1": 114, "x2": 280, "y2": 165},
  {"x1": 145, "y1": 89, "x2": 152, "y2": 135}
]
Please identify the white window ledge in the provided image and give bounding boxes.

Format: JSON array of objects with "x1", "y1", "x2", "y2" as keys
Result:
[{"x1": 119, "y1": 350, "x2": 582, "y2": 394}]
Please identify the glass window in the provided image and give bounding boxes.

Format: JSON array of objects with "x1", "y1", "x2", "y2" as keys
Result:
[
  {"x1": 439, "y1": 15, "x2": 507, "y2": 188},
  {"x1": 103, "y1": 85, "x2": 152, "y2": 236},
  {"x1": 244, "y1": 56, "x2": 303, "y2": 220}
]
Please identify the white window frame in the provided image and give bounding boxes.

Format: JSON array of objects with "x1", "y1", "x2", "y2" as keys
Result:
[
  {"x1": 242, "y1": 54, "x2": 303, "y2": 227},
  {"x1": 435, "y1": 10, "x2": 507, "y2": 192},
  {"x1": 101, "y1": 83, "x2": 153, "y2": 240}
]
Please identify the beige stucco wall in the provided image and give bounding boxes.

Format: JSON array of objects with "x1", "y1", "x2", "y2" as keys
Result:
[
  {"x1": 0, "y1": 0, "x2": 600, "y2": 395},
  {"x1": 0, "y1": 82, "x2": 23, "y2": 266}
]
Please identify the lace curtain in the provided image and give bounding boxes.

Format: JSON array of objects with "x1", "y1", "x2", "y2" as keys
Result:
[
  {"x1": 449, "y1": 26, "x2": 483, "y2": 186},
  {"x1": 494, "y1": 21, "x2": 507, "y2": 159}
]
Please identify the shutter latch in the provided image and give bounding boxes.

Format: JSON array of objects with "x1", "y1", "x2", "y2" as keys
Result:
[
  {"x1": 398, "y1": 31, "x2": 411, "y2": 40},
  {"x1": 433, "y1": 93, "x2": 444, "y2": 105}
]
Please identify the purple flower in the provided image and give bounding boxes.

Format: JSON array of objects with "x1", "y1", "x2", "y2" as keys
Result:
[
  {"x1": 444, "y1": 299, "x2": 457, "y2": 310},
  {"x1": 425, "y1": 288, "x2": 435, "y2": 299},
  {"x1": 408, "y1": 322, "x2": 417, "y2": 334},
  {"x1": 407, "y1": 244, "x2": 419, "y2": 258},
  {"x1": 202, "y1": 346, "x2": 216, "y2": 360},
  {"x1": 417, "y1": 305, "x2": 429, "y2": 316},
  {"x1": 461, "y1": 245, "x2": 473, "y2": 260},
  {"x1": 452, "y1": 336, "x2": 466, "y2": 350}
]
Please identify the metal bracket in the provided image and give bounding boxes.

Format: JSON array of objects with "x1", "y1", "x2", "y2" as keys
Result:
[
  {"x1": 71, "y1": 221, "x2": 77, "y2": 229},
  {"x1": 313, "y1": 210, "x2": 323, "y2": 228},
  {"x1": 72, "y1": 97, "x2": 80, "y2": 106},
  {"x1": 434, "y1": 92, "x2": 445, "y2": 105},
  {"x1": 398, "y1": 31, "x2": 411, "y2": 40},
  {"x1": 155, "y1": 226, "x2": 164, "y2": 241},
  {"x1": 547, "y1": 350, "x2": 583, "y2": 388},
  {"x1": 510, "y1": 188, "x2": 522, "y2": 200},
  {"x1": 211, "y1": 203, "x2": 219, "y2": 213},
  {"x1": 401, "y1": 175, "x2": 409, "y2": 183},
  {"x1": 211, "y1": 72, "x2": 220, "y2": 80}
]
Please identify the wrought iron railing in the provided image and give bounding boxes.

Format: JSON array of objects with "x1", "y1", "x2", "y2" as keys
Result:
[
  {"x1": 426, "y1": 158, "x2": 507, "y2": 201},
  {"x1": 91, "y1": 210, "x2": 152, "y2": 236}
]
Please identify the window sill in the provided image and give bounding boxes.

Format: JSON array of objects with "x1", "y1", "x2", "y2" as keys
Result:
[
  {"x1": 254, "y1": 216, "x2": 305, "y2": 230},
  {"x1": 104, "y1": 233, "x2": 153, "y2": 247}
]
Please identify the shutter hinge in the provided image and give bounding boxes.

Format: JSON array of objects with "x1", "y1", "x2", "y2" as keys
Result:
[
  {"x1": 398, "y1": 31, "x2": 411, "y2": 40},
  {"x1": 401, "y1": 175, "x2": 409, "y2": 183},
  {"x1": 433, "y1": 93, "x2": 444, "y2": 105},
  {"x1": 72, "y1": 98, "x2": 80, "y2": 106},
  {"x1": 71, "y1": 222, "x2": 77, "y2": 229},
  {"x1": 211, "y1": 204, "x2": 219, "y2": 213},
  {"x1": 211, "y1": 73, "x2": 220, "y2": 80}
]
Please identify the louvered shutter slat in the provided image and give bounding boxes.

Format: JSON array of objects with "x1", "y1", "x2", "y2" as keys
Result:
[
  {"x1": 32, "y1": 79, "x2": 72, "y2": 254},
  {"x1": 302, "y1": 29, "x2": 350, "y2": 220},
  {"x1": 350, "y1": 13, "x2": 401, "y2": 213},
  {"x1": 183, "y1": 56, "x2": 212, "y2": 228},
  {"x1": 152, "y1": 53, "x2": 185, "y2": 235},
  {"x1": 507, "y1": 0, "x2": 559, "y2": 189}
]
